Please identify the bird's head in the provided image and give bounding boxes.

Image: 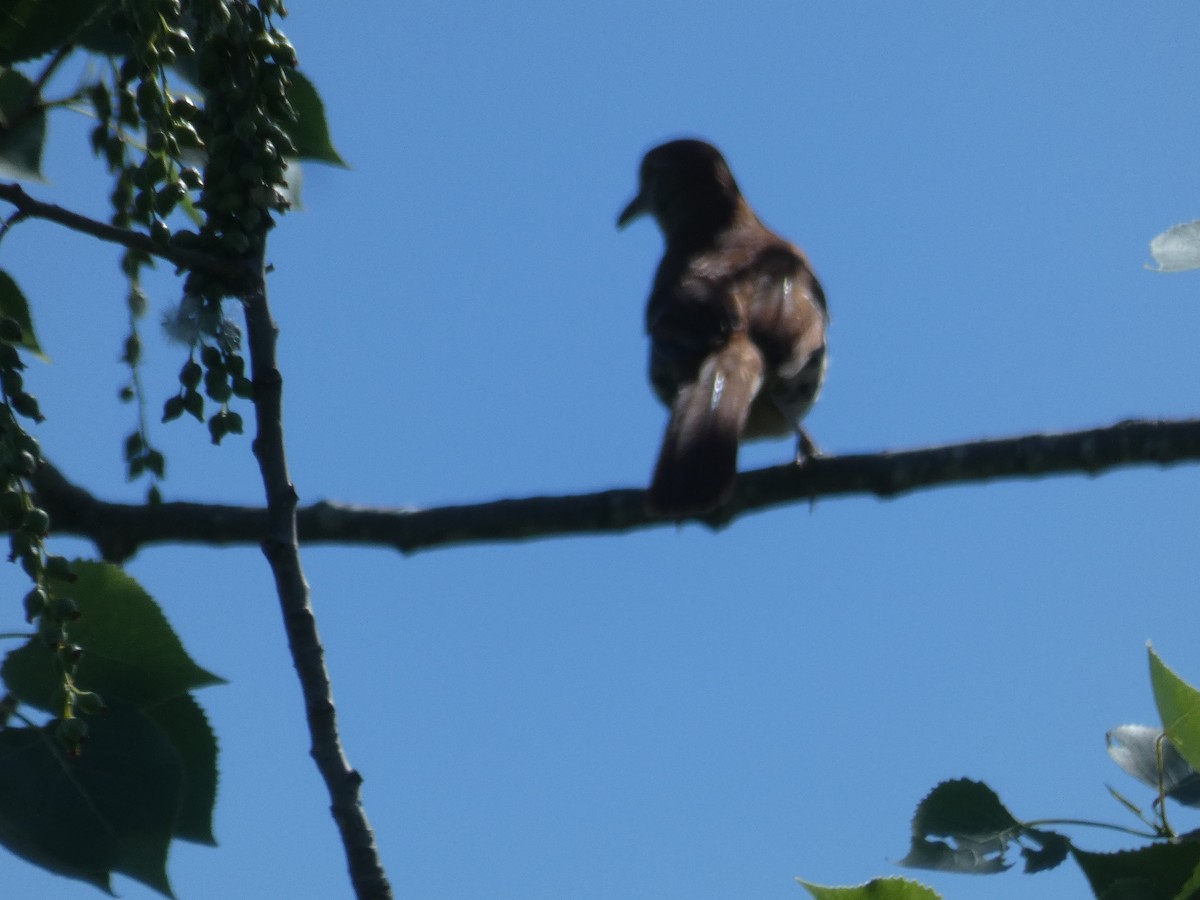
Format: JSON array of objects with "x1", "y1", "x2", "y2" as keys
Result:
[{"x1": 617, "y1": 139, "x2": 743, "y2": 239}]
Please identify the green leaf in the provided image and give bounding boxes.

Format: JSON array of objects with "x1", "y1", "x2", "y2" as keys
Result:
[
  {"x1": 1071, "y1": 843, "x2": 1200, "y2": 900},
  {"x1": 1107, "y1": 724, "x2": 1200, "y2": 807},
  {"x1": 796, "y1": 876, "x2": 942, "y2": 900},
  {"x1": 282, "y1": 70, "x2": 346, "y2": 166},
  {"x1": 1149, "y1": 646, "x2": 1200, "y2": 775},
  {"x1": 74, "y1": 2, "x2": 132, "y2": 58},
  {"x1": 902, "y1": 778, "x2": 1014, "y2": 874},
  {"x1": 910, "y1": 778, "x2": 1021, "y2": 839},
  {"x1": 144, "y1": 693, "x2": 219, "y2": 845},
  {"x1": 1175, "y1": 859, "x2": 1200, "y2": 900},
  {"x1": 0, "y1": 67, "x2": 46, "y2": 180},
  {"x1": 0, "y1": 703, "x2": 183, "y2": 897},
  {"x1": 0, "y1": 268, "x2": 45, "y2": 356},
  {"x1": 900, "y1": 835, "x2": 1010, "y2": 875},
  {"x1": 1, "y1": 560, "x2": 226, "y2": 712},
  {"x1": 0, "y1": 0, "x2": 109, "y2": 65},
  {"x1": 899, "y1": 778, "x2": 1068, "y2": 876},
  {"x1": 1020, "y1": 828, "x2": 1071, "y2": 874},
  {"x1": 0, "y1": 562, "x2": 222, "y2": 871}
]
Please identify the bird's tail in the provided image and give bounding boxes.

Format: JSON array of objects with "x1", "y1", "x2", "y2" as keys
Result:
[{"x1": 647, "y1": 334, "x2": 764, "y2": 517}]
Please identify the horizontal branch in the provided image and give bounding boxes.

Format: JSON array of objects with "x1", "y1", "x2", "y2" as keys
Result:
[
  {"x1": 0, "y1": 182, "x2": 245, "y2": 282},
  {"x1": 29, "y1": 416, "x2": 1200, "y2": 561}
]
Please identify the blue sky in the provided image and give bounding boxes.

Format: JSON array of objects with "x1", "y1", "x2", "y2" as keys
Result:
[{"x1": 5, "y1": 3, "x2": 1200, "y2": 898}]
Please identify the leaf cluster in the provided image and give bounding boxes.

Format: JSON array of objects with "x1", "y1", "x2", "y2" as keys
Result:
[{"x1": 799, "y1": 648, "x2": 1200, "y2": 899}]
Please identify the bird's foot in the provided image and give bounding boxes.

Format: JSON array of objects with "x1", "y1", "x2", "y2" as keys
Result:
[{"x1": 795, "y1": 428, "x2": 821, "y2": 464}]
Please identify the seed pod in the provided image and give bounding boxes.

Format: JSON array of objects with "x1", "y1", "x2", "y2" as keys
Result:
[
  {"x1": 10, "y1": 393, "x2": 43, "y2": 424},
  {"x1": 49, "y1": 596, "x2": 80, "y2": 621},
  {"x1": 166, "y1": 27, "x2": 193, "y2": 57},
  {"x1": 89, "y1": 83, "x2": 112, "y2": 120},
  {"x1": 136, "y1": 79, "x2": 164, "y2": 119},
  {"x1": 22, "y1": 587, "x2": 46, "y2": 622},
  {"x1": 180, "y1": 359, "x2": 203, "y2": 388},
  {"x1": 163, "y1": 394, "x2": 185, "y2": 422},
  {"x1": 22, "y1": 507, "x2": 50, "y2": 537},
  {"x1": 57, "y1": 716, "x2": 88, "y2": 746},
  {"x1": 270, "y1": 33, "x2": 298, "y2": 67},
  {"x1": 44, "y1": 555, "x2": 76, "y2": 583},
  {"x1": 232, "y1": 375, "x2": 254, "y2": 399},
  {"x1": 183, "y1": 389, "x2": 204, "y2": 421},
  {"x1": 169, "y1": 95, "x2": 200, "y2": 121},
  {"x1": 151, "y1": 218, "x2": 171, "y2": 245},
  {"x1": 0, "y1": 489, "x2": 24, "y2": 526},
  {"x1": 204, "y1": 369, "x2": 232, "y2": 402}
]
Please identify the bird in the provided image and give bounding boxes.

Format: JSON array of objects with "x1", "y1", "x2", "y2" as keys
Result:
[{"x1": 617, "y1": 139, "x2": 828, "y2": 517}]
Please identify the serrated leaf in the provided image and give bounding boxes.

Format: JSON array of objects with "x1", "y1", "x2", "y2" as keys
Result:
[
  {"x1": 1149, "y1": 647, "x2": 1200, "y2": 775},
  {"x1": 796, "y1": 876, "x2": 942, "y2": 900},
  {"x1": 1, "y1": 560, "x2": 226, "y2": 712},
  {"x1": 0, "y1": 0, "x2": 108, "y2": 65},
  {"x1": 0, "y1": 268, "x2": 45, "y2": 356},
  {"x1": 1107, "y1": 724, "x2": 1200, "y2": 807},
  {"x1": 900, "y1": 779, "x2": 1022, "y2": 874},
  {"x1": 282, "y1": 70, "x2": 346, "y2": 166},
  {"x1": 1020, "y1": 828, "x2": 1070, "y2": 874},
  {"x1": 1072, "y1": 843, "x2": 1200, "y2": 900},
  {"x1": 0, "y1": 67, "x2": 46, "y2": 180},
  {"x1": 144, "y1": 693, "x2": 219, "y2": 845},
  {"x1": 911, "y1": 778, "x2": 1021, "y2": 842},
  {"x1": 0, "y1": 702, "x2": 182, "y2": 897}
]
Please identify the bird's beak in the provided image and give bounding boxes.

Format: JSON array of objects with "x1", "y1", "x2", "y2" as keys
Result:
[{"x1": 617, "y1": 190, "x2": 647, "y2": 229}]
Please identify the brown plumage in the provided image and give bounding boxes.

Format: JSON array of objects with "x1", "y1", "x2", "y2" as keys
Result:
[{"x1": 618, "y1": 139, "x2": 828, "y2": 517}]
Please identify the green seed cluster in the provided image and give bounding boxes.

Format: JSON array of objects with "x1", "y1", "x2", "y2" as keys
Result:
[
  {"x1": 162, "y1": 342, "x2": 251, "y2": 444},
  {"x1": 88, "y1": 0, "x2": 200, "y2": 235},
  {"x1": 165, "y1": 0, "x2": 298, "y2": 443},
  {"x1": 0, "y1": 322, "x2": 97, "y2": 754},
  {"x1": 85, "y1": 1, "x2": 300, "y2": 467},
  {"x1": 182, "y1": 0, "x2": 297, "y2": 272},
  {"x1": 88, "y1": 0, "x2": 203, "y2": 489}
]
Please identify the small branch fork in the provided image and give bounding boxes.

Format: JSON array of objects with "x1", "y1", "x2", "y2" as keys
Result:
[{"x1": 0, "y1": 175, "x2": 392, "y2": 897}]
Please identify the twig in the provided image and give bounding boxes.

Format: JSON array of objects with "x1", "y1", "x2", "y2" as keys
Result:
[
  {"x1": 0, "y1": 182, "x2": 246, "y2": 282},
  {"x1": 30, "y1": 416, "x2": 1200, "y2": 561},
  {"x1": 241, "y1": 257, "x2": 393, "y2": 899},
  {"x1": 28, "y1": 43, "x2": 75, "y2": 98}
]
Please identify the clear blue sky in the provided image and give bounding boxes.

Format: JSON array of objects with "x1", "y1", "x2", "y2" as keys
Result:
[{"x1": 5, "y1": 3, "x2": 1200, "y2": 898}]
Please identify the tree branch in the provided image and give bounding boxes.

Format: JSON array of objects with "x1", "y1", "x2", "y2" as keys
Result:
[
  {"x1": 0, "y1": 182, "x2": 246, "y2": 282},
  {"x1": 31, "y1": 416, "x2": 1200, "y2": 561},
  {"x1": 240, "y1": 256, "x2": 392, "y2": 899}
]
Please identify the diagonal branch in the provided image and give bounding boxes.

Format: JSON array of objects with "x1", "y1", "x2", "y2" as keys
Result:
[
  {"x1": 30, "y1": 416, "x2": 1200, "y2": 561},
  {"x1": 0, "y1": 181, "x2": 246, "y2": 282},
  {"x1": 241, "y1": 257, "x2": 392, "y2": 898}
]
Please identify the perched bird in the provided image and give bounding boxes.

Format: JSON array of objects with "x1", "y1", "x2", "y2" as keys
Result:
[{"x1": 618, "y1": 139, "x2": 828, "y2": 517}]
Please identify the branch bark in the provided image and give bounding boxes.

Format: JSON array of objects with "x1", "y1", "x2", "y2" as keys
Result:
[
  {"x1": 241, "y1": 261, "x2": 393, "y2": 899},
  {"x1": 0, "y1": 182, "x2": 247, "y2": 282},
  {"x1": 31, "y1": 416, "x2": 1200, "y2": 561}
]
